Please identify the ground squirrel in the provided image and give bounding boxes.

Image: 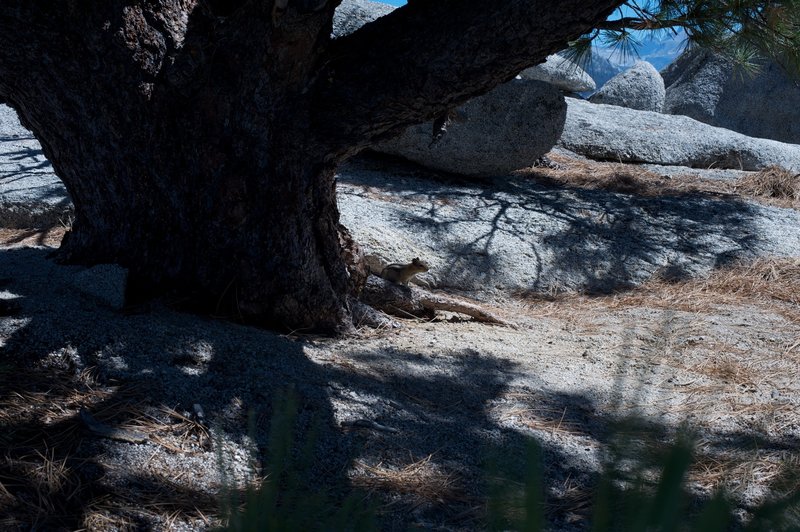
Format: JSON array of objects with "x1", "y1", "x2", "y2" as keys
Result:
[{"x1": 380, "y1": 257, "x2": 429, "y2": 286}]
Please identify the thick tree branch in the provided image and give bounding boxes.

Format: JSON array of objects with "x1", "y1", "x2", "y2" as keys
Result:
[
  {"x1": 311, "y1": 0, "x2": 625, "y2": 157},
  {"x1": 596, "y1": 16, "x2": 688, "y2": 31},
  {"x1": 596, "y1": 16, "x2": 647, "y2": 30}
]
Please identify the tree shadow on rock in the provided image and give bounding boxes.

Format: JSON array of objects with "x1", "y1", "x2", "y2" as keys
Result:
[
  {"x1": 339, "y1": 153, "x2": 776, "y2": 296},
  {"x1": 0, "y1": 135, "x2": 72, "y2": 228}
]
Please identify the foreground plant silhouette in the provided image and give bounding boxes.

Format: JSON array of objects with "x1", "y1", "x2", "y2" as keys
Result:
[
  {"x1": 223, "y1": 397, "x2": 800, "y2": 531},
  {"x1": 220, "y1": 390, "x2": 376, "y2": 531}
]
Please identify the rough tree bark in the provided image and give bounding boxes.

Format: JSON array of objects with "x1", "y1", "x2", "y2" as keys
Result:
[{"x1": 0, "y1": 0, "x2": 623, "y2": 332}]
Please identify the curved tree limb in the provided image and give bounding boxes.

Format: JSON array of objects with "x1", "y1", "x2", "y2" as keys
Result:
[{"x1": 311, "y1": 0, "x2": 625, "y2": 155}]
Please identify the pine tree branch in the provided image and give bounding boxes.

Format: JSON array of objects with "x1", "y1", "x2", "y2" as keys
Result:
[{"x1": 596, "y1": 16, "x2": 690, "y2": 31}]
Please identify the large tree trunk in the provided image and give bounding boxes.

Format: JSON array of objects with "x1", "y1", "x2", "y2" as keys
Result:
[
  {"x1": 0, "y1": 0, "x2": 623, "y2": 332},
  {"x1": 2, "y1": 1, "x2": 357, "y2": 332}
]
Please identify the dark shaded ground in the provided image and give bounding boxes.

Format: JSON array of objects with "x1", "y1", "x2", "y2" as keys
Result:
[{"x1": 0, "y1": 245, "x2": 798, "y2": 530}]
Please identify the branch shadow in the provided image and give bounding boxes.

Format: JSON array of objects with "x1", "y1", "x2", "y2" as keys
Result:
[
  {"x1": 0, "y1": 137, "x2": 59, "y2": 184},
  {"x1": 0, "y1": 134, "x2": 72, "y2": 228},
  {"x1": 339, "y1": 153, "x2": 783, "y2": 295}
]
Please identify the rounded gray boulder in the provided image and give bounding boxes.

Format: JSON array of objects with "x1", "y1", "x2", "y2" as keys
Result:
[
  {"x1": 518, "y1": 54, "x2": 596, "y2": 93},
  {"x1": 589, "y1": 60, "x2": 665, "y2": 112},
  {"x1": 560, "y1": 97, "x2": 800, "y2": 171},
  {"x1": 663, "y1": 47, "x2": 800, "y2": 144},
  {"x1": 375, "y1": 79, "x2": 567, "y2": 176}
]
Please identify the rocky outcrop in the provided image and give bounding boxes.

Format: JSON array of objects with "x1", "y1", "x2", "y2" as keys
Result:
[
  {"x1": 332, "y1": 0, "x2": 395, "y2": 38},
  {"x1": 662, "y1": 47, "x2": 800, "y2": 144},
  {"x1": 375, "y1": 80, "x2": 566, "y2": 176},
  {"x1": 589, "y1": 61, "x2": 665, "y2": 111},
  {"x1": 518, "y1": 54, "x2": 596, "y2": 93},
  {"x1": 662, "y1": 48, "x2": 727, "y2": 124},
  {"x1": 559, "y1": 97, "x2": 800, "y2": 171}
]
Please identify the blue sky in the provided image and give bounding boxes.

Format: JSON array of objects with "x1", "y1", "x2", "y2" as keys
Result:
[
  {"x1": 377, "y1": 2, "x2": 646, "y2": 22},
  {"x1": 378, "y1": 1, "x2": 639, "y2": 12}
]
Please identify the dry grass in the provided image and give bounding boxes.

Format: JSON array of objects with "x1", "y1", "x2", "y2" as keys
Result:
[
  {"x1": 618, "y1": 258, "x2": 800, "y2": 314},
  {"x1": 352, "y1": 454, "x2": 467, "y2": 510},
  {"x1": 517, "y1": 258, "x2": 800, "y2": 325},
  {"x1": 0, "y1": 225, "x2": 66, "y2": 247},
  {"x1": 0, "y1": 451, "x2": 85, "y2": 530},
  {"x1": 151, "y1": 406, "x2": 212, "y2": 453},
  {"x1": 735, "y1": 166, "x2": 800, "y2": 207},
  {"x1": 524, "y1": 154, "x2": 800, "y2": 210},
  {"x1": 79, "y1": 469, "x2": 222, "y2": 528},
  {"x1": 521, "y1": 153, "x2": 737, "y2": 199},
  {"x1": 688, "y1": 446, "x2": 800, "y2": 500},
  {"x1": 700, "y1": 355, "x2": 747, "y2": 384},
  {"x1": 0, "y1": 361, "x2": 220, "y2": 529},
  {"x1": 500, "y1": 406, "x2": 580, "y2": 436},
  {"x1": 547, "y1": 480, "x2": 593, "y2": 525},
  {"x1": 495, "y1": 392, "x2": 588, "y2": 438},
  {"x1": 511, "y1": 253, "x2": 800, "y2": 512},
  {"x1": 0, "y1": 366, "x2": 105, "y2": 451}
]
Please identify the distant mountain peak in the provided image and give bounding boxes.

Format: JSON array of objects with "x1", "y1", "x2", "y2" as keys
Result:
[{"x1": 596, "y1": 31, "x2": 688, "y2": 72}]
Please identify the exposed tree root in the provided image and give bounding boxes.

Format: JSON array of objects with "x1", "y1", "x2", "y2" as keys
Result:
[
  {"x1": 415, "y1": 289, "x2": 518, "y2": 328},
  {"x1": 349, "y1": 297, "x2": 401, "y2": 330},
  {"x1": 360, "y1": 276, "x2": 516, "y2": 328}
]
